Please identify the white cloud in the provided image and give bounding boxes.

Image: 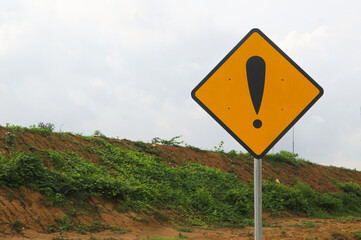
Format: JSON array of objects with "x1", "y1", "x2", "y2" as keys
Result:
[
  {"x1": 1, "y1": 0, "x2": 361, "y2": 170},
  {"x1": 310, "y1": 115, "x2": 326, "y2": 124},
  {"x1": 278, "y1": 26, "x2": 330, "y2": 63}
]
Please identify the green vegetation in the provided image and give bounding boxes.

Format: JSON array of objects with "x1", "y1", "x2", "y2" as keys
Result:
[
  {"x1": 178, "y1": 232, "x2": 188, "y2": 239},
  {"x1": 330, "y1": 233, "x2": 350, "y2": 240},
  {"x1": 1, "y1": 131, "x2": 18, "y2": 146},
  {"x1": 264, "y1": 150, "x2": 311, "y2": 166},
  {"x1": 133, "y1": 141, "x2": 161, "y2": 155},
  {"x1": 351, "y1": 231, "x2": 361, "y2": 240},
  {"x1": 185, "y1": 144, "x2": 202, "y2": 152},
  {"x1": 47, "y1": 215, "x2": 129, "y2": 234},
  {"x1": 1, "y1": 125, "x2": 361, "y2": 232},
  {"x1": 93, "y1": 130, "x2": 106, "y2": 138},
  {"x1": 177, "y1": 228, "x2": 193, "y2": 233},
  {"x1": 37, "y1": 122, "x2": 55, "y2": 131},
  {"x1": 2, "y1": 122, "x2": 55, "y2": 137},
  {"x1": 287, "y1": 220, "x2": 317, "y2": 229},
  {"x1": 151, "y1": 136, "x2": 184, "y2": 147},
  {"x1": 213, "y1": 141, "x2": 225, "y2": 153},
  {"x1": 10, "y1": 218, "x2": 26, "y2": 233}
]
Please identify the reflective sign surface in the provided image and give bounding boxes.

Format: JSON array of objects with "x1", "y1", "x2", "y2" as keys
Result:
[{"x1": 192, "y1": 29, "x2": 323, "y2": 158}]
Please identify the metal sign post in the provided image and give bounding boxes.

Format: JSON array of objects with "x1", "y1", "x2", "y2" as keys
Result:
[{"x1": 254, "y1": 158, "x2": 262, "y2": 240}]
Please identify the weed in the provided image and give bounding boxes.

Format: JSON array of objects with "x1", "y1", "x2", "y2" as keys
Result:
[
  {"x1": 185, "y1": 144, "x2": 202, "y2": 151},
  {"x1": 6, "y1": 190, "x2": 16, "y2": 201},
  {"x1": 351, "y1": 231, "x2": 361, "y2": 240},
  {"x1": 213, "y1": 141, "x2": 225, "y2": 153},
  {"x1": 133, "y1": 141, "x2": 161, "y2": 155},
  {"x1": 177, "y1": 228, "x2": 193, "y2": 233},
  {"x1": 239, "y1": 231, "x2": 253, "y2": 237},
  {"x1": 243, "y1": 164, "x2": 253, "y2": 173},
  {"x1": 10, "y1": 218, "x2": 26, "y2": 233},
  {"x1": 340, "y1": 166, "x2": 354, "y2": 172},
  {"x1": 2, "y1": 132, "x2": 18, "y2": 145},
  {"x1": 228, "y1": 165, "x2": 237, "y2": 174},
  {"x1": 178, "y1": 232, "x2": 188, "y2": 239},
  {"x1": 287, "y1": 221, "x2": 316, "y2": 229},
  {"x1": 288, "y1": 224, "x2": 303, "y2": 228},
  {"x1": 112, "y1": 204, "x2": 128, "y2": 213},
  {"x1": 93, "y1": 130, "x2": 106, "y2": 138},
  {"x1": 302, "y1": 220, "x2": 317, "y2": 228},
  {"x1": 34, "y1": 216, "x2": 42, "y2": 223},
  {"x1": 47, "y1": 215, "x2": 130, "y2": 235},
  {"x1": 340, "y1": 182, "x2": 361, "y2": 197},
  {"x1": 336, "y1": 216, "x2": 361, "y2": 223},
  {"x1": 27, "y1": 123, "x2": 54, "y2": 136},
  {"x1": 152, "y1": 211, "x2": 168, "y2": 223},
  {"x1": 132, "y1": 216, "x2": 149, "y2": 223},
  {"x1": 4, "y1": 123, "x2": 26, "y2": 132},
  {"x1": 38, "y1": 122, "x2": 55, "y2": 131},
  {"x1": 226, "y1": 150, "x2": 239, "y2": 159},
  {"x1": 231, "y1": 160, "x2": 241, "y2": 166},
  {"x1": 264, "y1": 150, "x2": 308, "y2": 166},
  {"x1": 331, "y1": 232, "x2": 350, "y2": 240},
  {"x1": 88, "y1": 236, "x2": 100, "y2": 240},
  {"x1": 151, "y1": 136, "x2": 184, "y2": 147}
]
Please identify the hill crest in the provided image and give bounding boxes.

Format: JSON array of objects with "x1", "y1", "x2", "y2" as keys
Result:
[{"x1": 1, "y1": 125, "x2": 360, "y2": 193}]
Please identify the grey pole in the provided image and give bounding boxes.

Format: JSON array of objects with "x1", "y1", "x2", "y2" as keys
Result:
[
  {"x1": 292, "y1": 127, "x2": 295, "y2": 157},
  {"x1": 254, "y1": 158, "x2": 262, "y2": 240}
]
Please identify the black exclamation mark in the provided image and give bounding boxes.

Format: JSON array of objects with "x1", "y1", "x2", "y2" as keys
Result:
[{"x1": 246, "y1": 56, "x2": 265, "y2": 129}]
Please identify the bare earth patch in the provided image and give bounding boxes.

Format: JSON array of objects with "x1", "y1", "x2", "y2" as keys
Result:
[{"x1": 1, "y1": 216, "x2": 361, "y2": 239}]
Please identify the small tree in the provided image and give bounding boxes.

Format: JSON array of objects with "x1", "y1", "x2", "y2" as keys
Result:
[{"x1": 37, "y1": 122, "x2": 55, "y2": 131}]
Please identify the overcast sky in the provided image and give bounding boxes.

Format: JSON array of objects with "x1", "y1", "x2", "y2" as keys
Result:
[{"x1": 1, "y1": 0, "x2": 361, "y2": 170}]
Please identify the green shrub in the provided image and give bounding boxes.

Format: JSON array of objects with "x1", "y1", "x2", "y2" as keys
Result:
[
  {"x1": 226, "y1": 150, "x2": 239, "y2": 159},
  {"x1": 0, "y1": 153, "x2": 45, "y2": 187},
  {"x1": 1, "y1": 131, "x2": 18, "y2": 145},
  {"x1": 317, "y1": 193, "x2": 342, "y2": 212},
  {"x1": 93, "y1": 130, "x2": 106, "y2": 137},
  {"x1": 264, "y1": 150, "x2": 305, "y2": 166},
  {"x1": 133, "y1": 141, "x2": 161, "y2": 155},
  {"x1": 224, "y1": 188, "x2": 252, "y2": 215},
  {"x1": 340, "y1": 182, "x2": 361, "y2": 197},
  {"x1": 1, "y1": 131, "x2": 361, "y2": 227},
  {"x1": 151, "y1": 136, "x2": 184, "y2": 147},
  {"x1": 262, "y1": 182, "x2": 308, "y2": 212},
  {"x1": 213, "y1": 141, "x2": 225, "y2": 153}
]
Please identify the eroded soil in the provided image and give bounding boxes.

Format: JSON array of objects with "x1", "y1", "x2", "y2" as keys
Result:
[{"x1": 1, "y1": 187, "x2": 361, "y2": 240}]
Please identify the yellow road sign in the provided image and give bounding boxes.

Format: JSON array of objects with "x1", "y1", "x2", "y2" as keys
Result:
[{"x1": 191, "y1": 28, "x2": 323, "y2": 158}]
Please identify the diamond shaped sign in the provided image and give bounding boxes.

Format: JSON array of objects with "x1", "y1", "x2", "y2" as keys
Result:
[{"x1": 191, "y1": 28, "x2": 323, "y2": 158}]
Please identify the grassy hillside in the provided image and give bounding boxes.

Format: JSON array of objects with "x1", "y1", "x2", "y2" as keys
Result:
[{"x1": 0, "y1": 124, "x2": 361, "y2": 235}]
